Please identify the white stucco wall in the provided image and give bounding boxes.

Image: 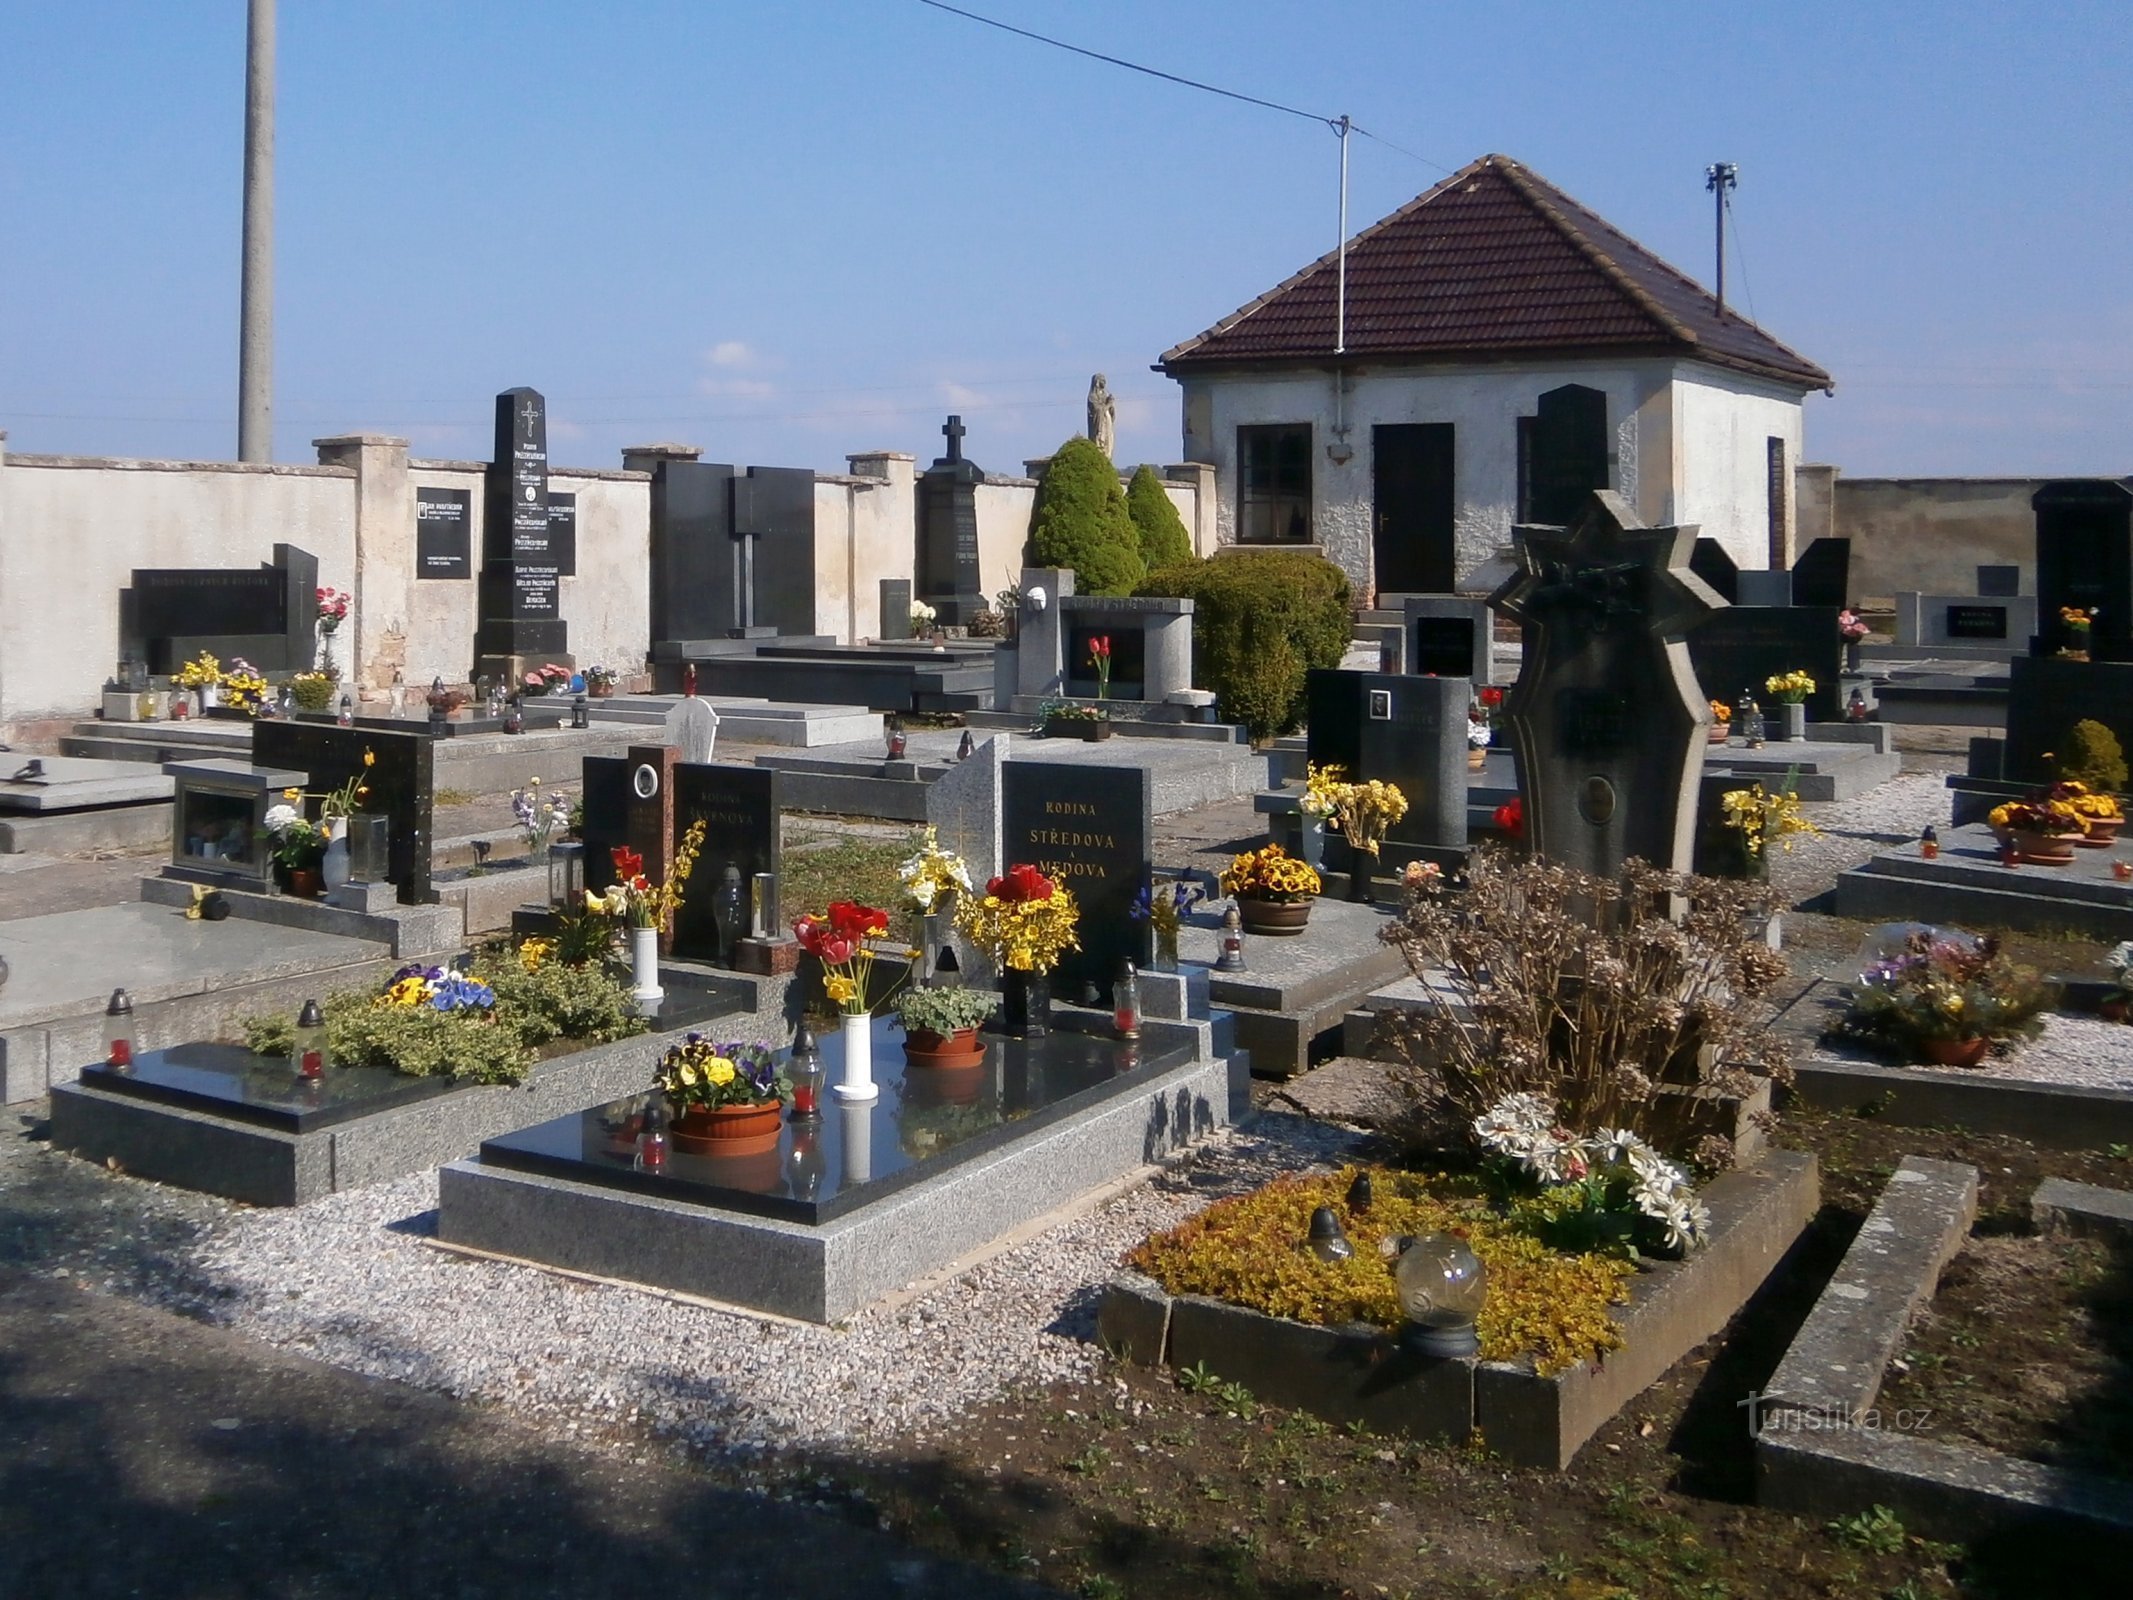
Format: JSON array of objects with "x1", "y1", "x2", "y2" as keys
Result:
[
  {"x1": 816, "y1": 467, "x2": 915, "y2": 643},
  {"x1": 1668, "y1": 363, "x2": 1805, "y2": 570},
  {"x1": 0, "y1": 450, "x2": 355, "y2": 729},
  {"x1": 553, "y1": 469, "x2": 649, "y2": 678}
]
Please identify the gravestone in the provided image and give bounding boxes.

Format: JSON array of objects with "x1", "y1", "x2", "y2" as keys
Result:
[
  {"x1": 1685, "y1": 606, "x2": 1844, "y2": 723},
  {"x1": 1688, "y1": 538, "x2": 1740, "y2": 605},
  {"x1": 1790, "y1": 537, "x2": 1852, "y2": 609},
  {"x1": 546, "y1": 492, "x2": 577, "y2": 577},
  {"x1": 880, "y1": 578, "x2": 913, "y2": 641},
  {"x1": 1001, "y1": 760, "x2": 1151, "y2": 1003},
  {"x1": 1402, "y1": 596, "x2": 1493, "y2": 684},
  {"x1": 1013, "y1": 567, "x2": 1075, "y2": 699},
  {"x1": 578, "y1": 755, "x2": 629, "y2": 896},
  {"x1": 129, "y1": 542, "x2": 317, "y2": 674},
  {"x1": 1304, "y1": 671, "x2": 1469, "y2": 855},
  {"x1": 2002, "y1": 657, "x2": 2133, "y2": 786},
  {"x1": 415, "y1": 489, "x2": 472, "y2": 579},
  {"x1": 1977, "y1": 564, "x2": 2021, "y2": 598},
  {"x1": 669, "y1": 764, "x2": 781, "y2": 964},
  {"x1": 1893, "y1": 591, "x2": 2037, "y2": 652},
  {"x1": 915, "y1": 415, "x2": 988, "y2": 625},
  {"x1": 253, "y1": 721, "x2": 434, "y2": 904},
  {"x1": 1946, "y1": 604, "x2": 2012, "y2": 641},
  {"x1": 474, "y1": 387, "x2": 569, "y2": 680},
  {"x1": 2033, "y1": 479, "x2": 2132, "y2": 653},
  {"x1": 662, "y1": 697, "x2": 720, "y2": 766},
  {"x1": 1489, "y1": 493, "x2": 1722, "y2": 878},
  {"x1": 925, "y1": 732, "x2": 1008, "y2": 977},
  {"x1": 1057, "y1": 595, "x2": 1194, "y2": 704},
  {"x1": 1735, "y1": 570, "x2": 1792, "y2": 607},
  {"x1": 648, "y1": 460, "x2": 817, "y2": 643}
]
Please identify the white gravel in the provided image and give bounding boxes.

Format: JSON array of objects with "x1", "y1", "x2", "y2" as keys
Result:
[
  {"x1": 137, "y1": 1118, "x2": 1364, "y2": 1463},
  {"x1": 1767, "y1": 770, "x2": 1953, "y2": 905},
  {"x1": 1914, "y1": 1013, "x2": 2133, "y2": 1091}
]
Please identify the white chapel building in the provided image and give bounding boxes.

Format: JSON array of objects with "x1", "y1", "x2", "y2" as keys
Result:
[{"x1": 1156, "y1": 154, "x2": 1833, "y2": 599}]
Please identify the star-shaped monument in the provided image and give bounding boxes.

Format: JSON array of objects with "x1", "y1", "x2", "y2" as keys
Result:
[{"x1": 1488, "y1": 491, "x2": 1727, "y2": 879}]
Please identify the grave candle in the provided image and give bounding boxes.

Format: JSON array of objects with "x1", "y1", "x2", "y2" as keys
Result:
[
  {"x1": 103, "y1": 988, "x2": 134, "y2": 1070},
  {"x1": 291, "y1": 999, "x2": 328, "y2": 1080},
  {"x1": 1920, "y1": 826, "x2": 1939, "y2": 860},
  {"x1": 635, "y1": 1099, "x2": 669, "y2": 1174},
  {"x1": 1113, "y1": 960, "x2": 1141, "y2": 1040}
]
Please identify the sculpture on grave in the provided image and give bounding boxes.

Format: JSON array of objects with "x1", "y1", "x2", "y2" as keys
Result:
[
  {"x1": 1488, "y1": 492, "x2": 1725, "y2": 879},
  {"x1": 1086, "y1": 373, "x2": 1116, "y2": 461}
]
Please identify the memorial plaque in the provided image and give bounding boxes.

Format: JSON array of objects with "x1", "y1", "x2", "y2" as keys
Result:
[
  {"x1": 1001, "y1": 761, "x2": 1151, "y2": 1002},
  {"x1": 1557, "y1": 689, "x2": 1634, "y2": 758},
  {"x1": 1944, "y1": 604, "x2": 2008, "y2": 641},
  {"x1": 416, "y1": 488, "x2": 472, "y2": 579},
  {"x1": 1411, "y1": 615, "x2": 1477, "y2": 678},
  {"x1": 669, "y1": 764, "x2": 780, "y2": 963},
  {"x1": 253, "y1": 720, "x2": 434, "y2": 905},
  {"x1": 1304, "y1": 671, "x2": 1468, "y2": 853},
  {"x1": 547, "y1": 492, "x2": 577, "y2": 578},
  {"x1": 1685, "y1": 605, "x2": 1843, "y2": 723}
]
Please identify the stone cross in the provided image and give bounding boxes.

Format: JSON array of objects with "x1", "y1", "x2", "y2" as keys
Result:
[
  {"x1": 1488, "y1": 491, "x2": 1724, "y2": 879},
  {"x1": 942, "y1": 414, "x2": 966, "y2": 465}
]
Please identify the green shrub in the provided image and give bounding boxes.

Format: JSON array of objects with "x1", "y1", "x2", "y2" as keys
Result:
[
  {"x1": 1139, "y1": 550, "x2": 1352, "y2": 739},
  {"x1": 1125, "y1": 464, "x2": 1193, "y2": 570},
  {"x1": 2060, "y1": 718, "x2": 2129, "y2": 793},
  {"x1": 487, "y1": 957, "x2": 646, "y2": 1048},
  {"x1": 1027, "y1": 436, "x2": 1144, "y2": 597},
  {"x1": 241, "y1": 992, "x2": 528, "y2": 1085}
]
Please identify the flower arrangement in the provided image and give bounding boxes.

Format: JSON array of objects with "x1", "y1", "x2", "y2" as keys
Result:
[
  {"x1": 1041, "y1": 700, "x2": 1106, "y2": 723},
  {"x1": 1467, "y1": 721, "x2": 1492, "y2": 750},
  {"x1": 1493, "y1": 795, "x2": 1524, "y2": 837},
  {"x1": 221, "y1": 657, "x2": 271, "y2": 716},
  {"x1": 290, "y1": 670, "x2": 336, "y2": 712},
  {"x1": 1835, "y1": 931, "x2": 2055, "y2": 1056},
  {"x1": 381, "y1": 963, "x2": 497, "y2": 1014},
  {"x1": 1837, "y1": 608, "x2": 1871, "y2": 643},
  {"x1": 2061, "y1": 606, "x2": 2093, "y2": 638},
  {"x1": 1220, "y1": 843, "x2": 1320, "y2": 903},
  {"x1": 1327, "y1": 777, "x2": 1409, "y2": 858},
  {"x1": 316, "y1": 587, "x2": 350, "y2": 636},
  {"x1": 520, "y1": 663, "x2": 571, "y2": 696},
  {"x1": 588, "y1": 818, "x2": 704, "y2": 930},
  {"x1": 1130, "y1": 876, "x2": 1205, "y2": 938},
  {"x1": 894, "y1": 985, "x2": 998, "y2": 1040},
  {"x1": 174, "y1": 652, "x2": 222, "y2": 691},
  {"x1": 316, "y1": 750, "x2": 375, "y2": 823},
  {"x1": 2107, "y1": 942, "x2": 2133, "y2": 1006},
  {"x1": 2057, "y1": 780, "x2": 2124, "y2": 823},
  {"x1": 793, "y1": 900, "x2": 908, "y2": 1015},
  {"x1": 512, "y1": 777, "x2": 571, "y2": 854},
  {"x1": 584, "y1": 664, "x2": 618, "y2": 693},
  {"x1": 260, "y1": 803, "x2": 326, "y2": 870},
  {"x1": 1709, "y1": 699, "x2": 1732, "y2": 725},
  {"x1": 1717, "y1": 781, "x2": 1820, "y2": 858},
  {"x1": 1475, "y1": 1092, "x2": 1711, "y2": 1253},
  {"x1": 908, "y1": 599, "x2": 937, "y2": 628},
  {"x1": 957, "y1": 863, "x2": 1081, "y2": 974},
  {"x1": 898, "y1": 824, "x2": 972, "y2": 914},
  {"x1": 1087, "y1": 635, "x2": 1112, "y2": 699},
  {"x1": 1299, "y1": 761, "x2": 1346, "y2": 821},
  {"x1": 1988, "y1": 793, "x2": 2089, "y2": 838},
  {"x1": 1763, "y1": 669, "x2": 1815, "y2": 704},
  {"x1": 656, "y1": 1035, "x2": 786, "y2": 1112}
]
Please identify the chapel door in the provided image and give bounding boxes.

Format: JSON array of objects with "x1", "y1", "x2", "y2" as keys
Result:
[{"x1": 1372, "y1": 423, "x2": 1456, "y2": 595}]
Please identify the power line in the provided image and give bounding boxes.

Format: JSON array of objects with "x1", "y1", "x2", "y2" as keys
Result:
[
  {"x1": 1349, "y1": 123, "x2": 1455, "y2": 176},
  {"x1": 1723, "y1": 190, "x2": 1759, "y2": 326}
]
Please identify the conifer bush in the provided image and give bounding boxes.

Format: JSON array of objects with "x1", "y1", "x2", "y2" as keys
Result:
[
  {"x1": 1026, "y1": 436, "x2": 1144, "y2": 597},
  {"x1": 2060, "y1": 718, "x2": 2129, "y2": 794},
  {"x1": 1125, "y1": 463, "x2": 1194, "y2": 570},
  {"x1": 1139, "y1": 549, "x2": 1351, "y2": 740}
]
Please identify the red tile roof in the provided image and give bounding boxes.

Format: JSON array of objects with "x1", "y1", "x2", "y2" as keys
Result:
[{"x1": 1157, "y1": 154, "x2": 1831, "y2": 392}]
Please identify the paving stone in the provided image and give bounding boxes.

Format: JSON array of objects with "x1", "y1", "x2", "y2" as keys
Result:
[{"x1": 2031, "y1": 1176, "x2": 2133, "y2": 1242}]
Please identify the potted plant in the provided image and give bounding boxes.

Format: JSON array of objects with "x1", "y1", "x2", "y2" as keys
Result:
[
  {"x1": 956, "y1": 864, "x2": 1081, "y2": 1036},
  {"x1": 1762, "y1": 670, "x2": 1815, "y2": 743},
  {"x1": 894, "y1": 986, "x2": 997, "y2": 1069},
  {"x1": 221, "y1": 657, "x2": 271, "y2": 718},
  {"x1": 1220, "y1": 844, "x2": 1320, "y2": 934},
  {"x1": 260, "y1": 799, "x2": 327, "y2": 896},
  {"x1": 1466, "y1": 688, "x2": 1502, "y2": 769},
  {"x1": 584, "y1": 664, "x2": 619, "y2": 699},
  {"x1": 1987, "y1": 793, "x2": 2089, "y2": 865},
  {"x1": 1040, "y1": 700, "x2": 1111, "y2": 741},
  {"x1": 290, "y1": 670, "x2": 336, "y2": 714},
  {"x1": 1326, "y1": 777, "x2": 1409, "y2": 902},
  {"x1": 520, "y1": 662, "x2": 571, "y2": 698},
  {"x1": 656, "y1": 1036, "x2": 788, "y2": 1155},
  {"x1": 1834, "y1": 930, "x2": 2055, "y2": 1067},
  {"x1": 174, "y1": 651, "x2": 223, "y2": 713},
  {"x1": 1707, "y1": 699, "x2": 1732, "y2": 745},
  {"x1": 2059, "y1": 606, "x2": 2093, "y2": 661},
  {"x1": 908, "y1": 599, "x2": 938, "y2": 639},
  {"x1": 2056, "y1": 780, "x2": 2124, "y2": 847},
  {"x1": 793, "y1": 899, "x2": 910, "y2": 1099}
]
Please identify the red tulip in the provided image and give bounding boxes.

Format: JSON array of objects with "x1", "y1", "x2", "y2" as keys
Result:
[
  {"x1": 612, "y1": 846, "x2": 644, "y2": 879},
  {"x1": 1479, "y1": 687, "x2": 1504, "y2": 708},
  {"x1": 1493, "y1": 796, "x2": 1524, "y2": 837}
]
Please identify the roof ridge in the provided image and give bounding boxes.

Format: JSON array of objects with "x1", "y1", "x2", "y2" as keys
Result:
[{"x1": 1489, "y1": 157, "x2": 1698, "y2": 346}]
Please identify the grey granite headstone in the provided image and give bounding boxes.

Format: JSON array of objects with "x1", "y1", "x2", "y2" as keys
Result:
[
  {"x1": 1490, "y1": 492, "x2": 1723, "y2": 878},
  {"x1": 923, "y1": 732, "x2": 1008, "y2": 980},
  {"x1": 880, "y1": 578, "x2": 913, "y2": 641},
  {"x1": 662, "y1": 697, "x2": 720, "y2": 766},
  {"x1": 1014, "y1": 567, "x2": 1075, "y2": 698}
]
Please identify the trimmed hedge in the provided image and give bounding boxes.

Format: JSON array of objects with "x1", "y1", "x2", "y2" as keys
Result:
[
  {"x1": 1125, "y1": 464, "x2": 1194, "y2": 570},
  {"x1": 1027, "y1": 436, "x2": 1144, "y2": 597},
  {"x1": 1140, "y1": 550, "x2": 1351, "y2": 739}
]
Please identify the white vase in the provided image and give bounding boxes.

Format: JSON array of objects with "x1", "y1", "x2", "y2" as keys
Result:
[
  {"x1": 321, "y1": 817, "x2": 351, "y2": 892},
  {"x1": 1297, "y1": 819, "x2": 1325, "y2": 870},
  {"x1": 202, "y1": 684, "x2": 222, "y2": 710},
  {"x1": 833, "y1": 1012, "x2": 878, "y2": 1103},
  {"x1": 630, "y1": 926, "x2": 664, "y2": 1011},
  {"x1": 841, "y1": 1099, "x2": 874, "y2": 1185}
]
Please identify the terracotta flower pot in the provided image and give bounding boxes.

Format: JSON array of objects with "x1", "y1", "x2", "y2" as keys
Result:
[
  {"x1": 287, "y1": 867, "x2": 324, "y2": 899},
  {"x1": 1918, "y1": 1035, "x2": 1989, "y2": 1068},
  {"x1": 1707, "y1": 724, "x2": 1731, "y2": 745},
  {"x1": 902, "y1": 1026, "x2": 987, "y2": 1069},
  {"x1": 2075, "y1": 816, "x2": 2122, "y2": 848},
  {"x1": 2012, "y1": 829, "x2": 2080, "y2": 866},
  {"x1": 1237, "y1": 895, "x2": 1312, "y2": 935},
  {"x1": 672, "y1": 1099, "x2": 784, "y2": 1156}
]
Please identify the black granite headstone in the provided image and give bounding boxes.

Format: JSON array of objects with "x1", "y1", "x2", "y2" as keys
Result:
[
  {"x1": 1001, "y1": 761, "x2": 1152, "y2": 1002},
  {"x1": 916, "y1": 414, "x2": 988, "y2": 624},
  {"x1": 416, "y1": 489, "x2": 472, "y2": 579},
  {"x1": 475, "y1": 386, "x2": 568, "y2": 664},
  {"x1": 1977, "y1": 565, "x2": 2021, "y2": 598},
  {"x1": 1789, "y1": 537, "x2": 1852, "y2": 609},
  {"x1": 130, "y1": 542, "x2": 317, "y2": 674},
  {"x1": 578, "y1": 755, "x2": 629, "y2": 896},
  {"x1": 1304, "y1": 670, "x2": 1468, "y2": 854},
  {"x1": 668, "y1": 764, "x2": 781, "y2": 963},
  {"x1": 252, "y1": 720, "x2": 434, "y2": 905},
  {"x1": 1686, "y1": 606, "x2": 1843, "y2": 723},
  {"x1": 1689, "y1": 538, "x2": 1740, "y2": 605},
  {"x1": 1410, "y1": 615, "x2": 1478, "y2": 678},
  {"x1": 2003, "y1": 657, "x2": 2133, "y2": 785},
  {"x1": 2033, "y1": 479, "x2": 2132, "y2": 651},
  {"x1": 731, "y1": 467, "x2": 816, "y2": 636},
  {"x1": 547, "y1": 492, "x2": 577, "y2": 579},
  {"x1": 1945, "y1": 604, "x2": 2009, "y2": 641},
  {"x1": 647, "y1": 461, "x2": 815, "y2": 642}
]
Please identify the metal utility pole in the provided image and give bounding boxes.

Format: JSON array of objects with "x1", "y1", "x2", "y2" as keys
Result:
[
  {"x1": 1704, "y1": 161, "x2": 1737, "y2": 319},
  {"x1": 1334, "y1": 114, "x2": 1350, "y2": 354},
  {"x1": 238, "y1": 0, "x2": 276, "y2": 462}
]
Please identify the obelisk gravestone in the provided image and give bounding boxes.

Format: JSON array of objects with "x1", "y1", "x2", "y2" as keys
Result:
[{"x1": 474, "y1": 386, "x2": 570, "y2": 684}]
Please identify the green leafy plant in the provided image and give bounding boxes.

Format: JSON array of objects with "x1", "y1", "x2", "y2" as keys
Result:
[
  {"x1": 2058, "y1": 718, "x2": 2129, "y2": 793},
  {"x1": 1138, "y1": 549, "x2": 1350, "y2": 739},
  {"x1": 1125, "y1": 462, "x2": 1193, "y2": 569},
  {"x1": 1176, "y1": 1360, "x2": 1221, "y2": 1394},
  {"x1": 288, "y1": 670, "x2": 336, "y2": 712},
  {"x1": 1827, "y1": 1504, "x2": 1907, "y2": 1556},
  {"x1": 485, "y1": 954, "x2": 646, "y2": 1047},
  {"x1": 893, "y1": 986, "x2": 998, "y2": 1036},
  {"x1": 1027, "y1": 436, "x2": 1144, "y2": 597}
]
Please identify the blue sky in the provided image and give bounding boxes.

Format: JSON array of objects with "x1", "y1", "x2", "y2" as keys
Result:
[{"x1": 3, "y1": 1, "x2": 2127, "y2": 478}]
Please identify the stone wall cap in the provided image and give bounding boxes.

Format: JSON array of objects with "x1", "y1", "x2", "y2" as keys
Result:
[
  {"x1": 620, "y1": 441, "x2": 704, "y2": 459},
  {"x1": 7, "y1": 452, "x2": 351, "y2": 478},
  {"x1": 311, "y1": 433, "x2": 410, "y2": 449},
  {"x1": 847, "y1": 450, "x2": 916, "y2": 462}
]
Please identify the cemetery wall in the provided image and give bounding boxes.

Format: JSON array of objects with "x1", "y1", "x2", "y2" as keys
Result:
[
  {"x1": 1830, "y1": 475, "x2": 2043, "y2": 604},
  {"x1": 815, "y1": 466, "x2": 913, "y2": 642},
  {"x1": 1669, "y1": 364, "x2": 1805, "y2": 569},
  {"x1": 1175, "y1": 357, "x2": 1735, "y2": 594},
  {"x1": 0, "y1": 447, "x2": 355, "y2": 729}
]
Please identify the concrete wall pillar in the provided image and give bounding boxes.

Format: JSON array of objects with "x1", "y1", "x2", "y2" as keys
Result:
[
  {"x1": 1015, "y1": 567, "x2": 1074, "y2": 698},
  {"x1": 314, "y1": 434, "x2": 411, "y2": 692},
  {"x1": 620, "y1": 442, "x2": 702, "y2": 476},
  {"x1": 1164, "y1": 461, "x2": 1217, "y2": 556},
  {"x1": 1795, "y1": 462, "x2": 1840, "y2": 551}
]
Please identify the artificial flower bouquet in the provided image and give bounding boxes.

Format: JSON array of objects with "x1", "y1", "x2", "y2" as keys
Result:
[
  {"x1": 173, "y1": 652, "x2": 223, "y2": 691},
  {"x1": 315, "y1": 586, "x2": 350, "y2": 635},
  {"x1": 1837, "y1": 931, "x2": 2054, "y2": 1054},
  {"x1": 1087, "y1": 635, "x2": 1113, "y2": 698},
  {"x1": 1708, "y1": 699, "x2": 1732, "y2": 726},
  {"x1": 1219, "y1": 844, "x2": 1320, "y2": 903},
  {"x1": 657, "y1": 1035, "x2": 787, "y2": 1112},
  {"x1": 1327, "y1": 777, "x2": 1409, "y2": 858},
  {"x1": 1475, "y1": 1091, "x2": 1711, "y2": 1255},
  {"x1": 520, "y1": 662, "x2": 571, "y2": 697},
  {"x1": 1763, "y1": 669, "x2": 1815, "y2": 705},
  {"x1": 956, "y1": 863, "x2": 1081, "y2": 973},
  {"x1": 221, "y1": 657, "x2": 271, "y2": 716},
  {"x1": 584, "y1": 664, "x2": 619, "y2": 693},
  {"x1": 793, "y1": 899, "x2": 909, "y2": 1015},
  {"x1": 513, "y1": 776, "x2": 571, "y2": 854},
  {"x1": 1717, "y1": 780, "x2": 1820, "y2": 858},
  {"x1": 588, "y1": 819, "x2": 704, "y2": 930},
  {"x1": 1130, "y1": 876, "x2": 1205, "y2": 940},
  {"x1": 898, "y1": 824, "x2": 972, "y2": 915},
  {"x1": 1837, "y1": 608, "x2": 1871, "y2": 643},
  {"x1": 1299, "y1": 761, "x2": 1346, "y2": 822},
  {"x1": 2061, "y1": 606, "x2": 2093, "y2": 640}
]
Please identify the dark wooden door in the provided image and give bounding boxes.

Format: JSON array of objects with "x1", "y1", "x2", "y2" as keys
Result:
[{"x1": 1372, "y1": 423, "x2": 1456, "y2": 595}]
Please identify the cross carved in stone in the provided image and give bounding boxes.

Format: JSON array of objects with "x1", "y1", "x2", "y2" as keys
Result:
[
  {"x1": 1488, "y1": 491, "x2": 1725, "y2": 879},
  {"x1": 942, "y1": 414, "x2": 966, "y2": 465}
]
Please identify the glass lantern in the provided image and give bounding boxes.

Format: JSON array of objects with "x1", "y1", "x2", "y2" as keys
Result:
[
  {"x1": 347, "y1": 814, "x2": 391, "y2": 885},
  {"x1": 291, "y1": 998, "x2": 329, "y2": 1081},
  {"x1": 548, "y1": 841, "x2": 586, "y2": 909},
  {"x1": 1113, "y1": 960, "x2": 1141, "y2": 1040},
  {"x1": 570, "y1": 692, "x2": 590, "y2": 729},
  {"x1": 103, "y1": 988, "x2": 135, "y2": 1069},
  {"x1": 1392, "y1": 1232, "x2": 1488, "y2": 1356}
]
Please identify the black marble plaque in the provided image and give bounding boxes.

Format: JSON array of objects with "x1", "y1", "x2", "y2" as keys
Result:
[
  {"x1": 668, "y1": 764, "x2": 780, "y2": 962},
  {"x1": 1411, "y1": 615, "x2": 1477, "y2": 678},
  {"x1": 1686, "y1": 605, "x2": 1843, "y2": 723},
  {"x1": 1304, "y1": 670, "x2": 1468, "y2": 851},
  {"x1": 2034, "y1": 479, "x2": 2132, "y2": 649},
  {"x1": 547, "y1": 492, "x2": 577, "y2": 579},
  {"x1": 82, "y1": 1042, "x2": 453, "y2": 1133},
  {"x1": 253, "y1": 720, "x2": 435, "y2": 904},
  {"x1": 1001, "y1": 761, "x2": 1152, "y2": 1001},
  {"x1": 1945, "y1": 604, "x2": 2008, "y2": 641},
  {"x1": 416, "y1": 488, "x2": 471, "y2": 579}
]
